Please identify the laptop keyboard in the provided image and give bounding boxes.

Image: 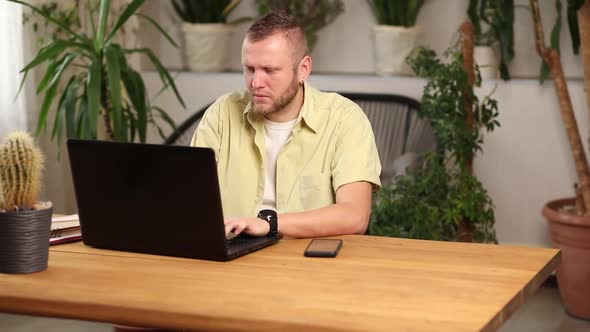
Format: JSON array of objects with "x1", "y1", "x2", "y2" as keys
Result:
[
  {"x1": 226, "y1": 234, "x2": 281, "y2": 256},
  {"x1": 227, "y1": 235, "x2": 263, "y2": 251}
]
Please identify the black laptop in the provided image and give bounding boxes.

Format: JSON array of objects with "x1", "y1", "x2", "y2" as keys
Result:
[{"x1": 66, "y1": 139, "x2": 282, "y2": 261}]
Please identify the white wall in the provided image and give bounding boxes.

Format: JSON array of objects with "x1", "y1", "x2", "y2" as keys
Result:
[{"x1": 141, "y1": 0, "x2": 584, "y2": 77}]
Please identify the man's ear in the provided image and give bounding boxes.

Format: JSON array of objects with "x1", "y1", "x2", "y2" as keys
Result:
[{"x1": 298, "y1": 55, "x2": 312, "y2": 82}]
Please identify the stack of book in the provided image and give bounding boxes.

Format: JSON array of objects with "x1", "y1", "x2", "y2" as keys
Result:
[{"x1": 51, "y1": 214, "x2": 82, "y2": 245}]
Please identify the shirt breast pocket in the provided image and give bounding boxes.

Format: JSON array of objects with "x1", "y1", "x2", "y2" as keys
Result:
[{"x1": 299, "y1": 174, "x2": 335, "y2": 210}]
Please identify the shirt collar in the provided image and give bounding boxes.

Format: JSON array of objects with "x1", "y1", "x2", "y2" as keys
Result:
[{"x1": 242, "y1": 81, "x2": 319, "y2": 134}]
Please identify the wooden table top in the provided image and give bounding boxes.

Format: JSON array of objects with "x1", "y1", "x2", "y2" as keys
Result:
[{"x1": 0, "y1": 235, "x2": 560, "y2": 331}]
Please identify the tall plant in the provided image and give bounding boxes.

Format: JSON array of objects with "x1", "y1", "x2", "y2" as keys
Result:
[
  {"x1": 256, "y1": 0, "x2": 344, "y2": 51},
  {"x1": 11, "y1": 0, "x2": 185, "y2": 143},
  {"x1": 368, "y1": 0, "x2": 425, "y2": 27},
  {"x1": 530, "y1": 0, "x2": 590, "y2": 211},
  {"x1": 370, "y1": 44, "x2": 499, "y2": 243}
]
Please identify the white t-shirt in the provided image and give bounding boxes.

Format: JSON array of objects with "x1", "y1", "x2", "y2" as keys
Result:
[{"x1": 261, "y1": 118, "x2": 297, "y2": 211}]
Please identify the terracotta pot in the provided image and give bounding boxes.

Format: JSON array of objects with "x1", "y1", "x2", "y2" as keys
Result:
[{"x1": 542, "y1": 197, "x2": 590, "y2": 319}]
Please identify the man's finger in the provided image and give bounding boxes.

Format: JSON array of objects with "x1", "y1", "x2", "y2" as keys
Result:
[
  {"x1": 225, "y1": 223, "x2": 235, "y2": 236},
  {"x1": 235, "y1": 222, "x2": 247, "y2": 235}
]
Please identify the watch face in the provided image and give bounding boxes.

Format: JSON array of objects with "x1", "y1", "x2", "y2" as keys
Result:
[
  {"x1": 258, "y1": 209, "x2": 277, "y2": 221},
  {"x1": 258, "y1": 209, "x2": 278, "y2": 235}
]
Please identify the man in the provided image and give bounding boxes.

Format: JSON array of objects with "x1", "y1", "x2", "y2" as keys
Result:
[{"x1": 191, "y1": 11, "x2": 381, "y2": 238}]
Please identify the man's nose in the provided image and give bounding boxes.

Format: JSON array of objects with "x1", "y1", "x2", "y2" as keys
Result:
[{"x1": 251, "y1": 71, "x2": 264, "y2": 88}]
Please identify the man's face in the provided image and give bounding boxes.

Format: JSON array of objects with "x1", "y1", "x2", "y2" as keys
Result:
[{"x1": 242, "y1": 33, "x2": 301, "y2": 117}]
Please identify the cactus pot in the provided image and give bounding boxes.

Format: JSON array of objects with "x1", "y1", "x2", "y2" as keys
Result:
[{"x1": 0, "y1": 206, "x2": 52, "y2": 274}]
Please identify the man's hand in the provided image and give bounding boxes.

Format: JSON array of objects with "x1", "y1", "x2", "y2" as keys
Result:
[{"x1": 224, "y1": 217, "x2": 270, "y2": 237}]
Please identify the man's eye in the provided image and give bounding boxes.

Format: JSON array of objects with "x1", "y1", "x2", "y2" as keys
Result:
[{"x1": 245, "y1": 67, "x2": 254, "y2": 73}]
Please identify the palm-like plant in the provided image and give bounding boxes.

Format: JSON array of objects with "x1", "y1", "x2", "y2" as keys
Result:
[
  {"x1": 171, "y1": 0, "x2": 242, "y2": 24},
  {"x1": 11, "y1": 0, "x2": 185, "y2": 143},
  {"x1": 369, "y1": 0, "x2": 425, "y2": 27}
]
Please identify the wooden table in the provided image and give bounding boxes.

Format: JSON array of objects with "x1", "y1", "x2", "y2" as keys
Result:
[{"x1": 0, "y1": 235, "x2": 560, "y2": 331}]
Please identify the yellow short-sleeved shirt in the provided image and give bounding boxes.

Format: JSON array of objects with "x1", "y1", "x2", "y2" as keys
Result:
[{"x1": 191, "y1": 82, "x2": 381, "y2": 218}]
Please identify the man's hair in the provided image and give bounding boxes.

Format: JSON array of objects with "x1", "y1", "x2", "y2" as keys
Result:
[{"x1": 246, "y1": 11, "x2": 309, "y2": 61}]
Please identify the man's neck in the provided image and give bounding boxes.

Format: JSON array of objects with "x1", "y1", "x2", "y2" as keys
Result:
[{"x1": 265, "y1": 86, "x2": 305, "y2": 123}]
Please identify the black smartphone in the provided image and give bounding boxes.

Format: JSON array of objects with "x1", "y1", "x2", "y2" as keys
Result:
[{"x1": 304, "y1": 239, "x2": 343, "y2": 258}]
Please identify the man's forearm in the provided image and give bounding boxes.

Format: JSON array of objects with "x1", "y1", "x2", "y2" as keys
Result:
[{"x1": 278, "y1": 202, "x2": 370, "y2": 238}]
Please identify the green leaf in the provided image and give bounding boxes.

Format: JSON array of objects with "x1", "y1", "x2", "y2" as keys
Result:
[
  {"x1": 52, "y1": 77, "x2": 77, "y2": 142},
  {"x1": 222, "y1": 0, "x2": 242, "y2": 18},
  {"x1": 35, "y1": 80, "x2": 59, "y2": 136},
  {"x1": 64, "y1": 80, "x2": 80, "y2": 138},
  {"x1": 105, "y1": 44, "x2": 125, "y2": 141},
  {"x1": 46, "y1": 53, "x2": 77, "y2": 91},
  {"x1": 467, "y1": 0, "x2": 481, "y2": 36},
  {"x1": 21, "y1": 40, "x2": 68, "y2": 73},
  {"x1": 153, "y1": 106, "x2": 177, "y2": 132},
  {"x1": 94, "y1": 0, "x2": 112, "y2": 51},
  {"x1": 135, "y1": 13, "x2": 178, "y2": 48},
  {"x1": 35, "y1": 60, "x2": 60, "y2": 94},
  {"x1": 550, "y1": 0, "x2": 563, "y2": 52},
  {"x1": 566, "y1": 0, "x2": 584, "y2": 54},
  {"x1": 105, "y1": 0, "x2": 145, "y2": 44},
  {"x1": 126, "y1": 48, "x2": 186, "y2": 109},
  {"x1": 121, "y1": 68, "x2": 147, "y2": 142},
  {"x1": 86, "y1": 59, "x2": 102, "y2": 139},
  {"x1": 77, "y1": 94, "x2": 90, "y2": 139}
]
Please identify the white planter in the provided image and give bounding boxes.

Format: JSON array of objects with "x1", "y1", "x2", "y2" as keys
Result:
[
  {"x1": 474, "y1": 46, "x2": 499, "y2": 80},
  {"x1": 181, "y1": 23, "x2": 233, "y2": 72},
  {"x1": 373, "y1": 25, "x2": 423, "y2": 76}
]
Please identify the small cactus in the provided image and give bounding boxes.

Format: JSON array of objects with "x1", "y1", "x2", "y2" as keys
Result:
[{"x1": 0, "y1": 132, "x2": 44, "y2": 211}]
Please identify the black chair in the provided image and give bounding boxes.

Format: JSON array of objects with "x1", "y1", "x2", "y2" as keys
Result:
[
  {"x1": 164, "y1": 93, "x2": 436, "y2": 184},
  {"x1": 164, "y1": 103, "x2": 211, "y2": 146},
  {"x1": 338, "y1": 93, "x2": 436, "y2": 184}
]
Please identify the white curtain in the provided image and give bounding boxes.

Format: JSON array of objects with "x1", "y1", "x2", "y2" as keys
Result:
[{"x1": 0, "y1": 2, "x2": 26, "y2": 138}]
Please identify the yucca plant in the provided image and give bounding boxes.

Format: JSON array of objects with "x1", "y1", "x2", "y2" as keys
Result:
[
  {"x1": 11, "y1": 0, "x2": 185, "y2": 143},
  {"x1": 171, "y1": 0, "x2": 243, "y2": 24},
  {"x1": 368, "y1": 0, "x2": 425, "y2": 27}
]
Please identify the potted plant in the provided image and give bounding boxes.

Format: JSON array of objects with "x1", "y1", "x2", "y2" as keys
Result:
[
  {"x1": 256, "y1": 0, "x2": 344, "y2": 52},
  {"x1": 531, "y1": 0, "x2": 590, "y2": 319},
  {"x1": 368, "y1": 0, "x2": 425, "y2": 76},
  {"x1": 0, "y1": 132, "x2": 52, "y2": 274},
  {"x1": 467, "y1": 0, "x2": 515, "y2": 80},
  {"x1": 369, "y1": 43, "x2": 499, "y2": 243},
  {"x1": 172, "y1": 0, "x2": 247, "y2": 72},
  {"x1": 10, "y1": 0, "x2": 185, "y2": 143}
]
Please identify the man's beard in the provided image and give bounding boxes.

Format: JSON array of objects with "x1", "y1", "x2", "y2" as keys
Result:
[{"x1": 251, "y1": 77, "x2": 300, "y2": 117}]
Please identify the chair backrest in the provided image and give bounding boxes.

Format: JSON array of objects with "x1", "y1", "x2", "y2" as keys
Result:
[
  {"x1": 165, "y1": 93, "x2": 436, "y2": 184},
  {"x1": 339, "y1": 93, "x2": 436, "y2": 184},
  {"x1": 164, "y1": 103, "x2": 211, "y2": 146}
]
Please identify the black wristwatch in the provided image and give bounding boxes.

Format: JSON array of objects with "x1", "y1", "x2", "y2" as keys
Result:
[{"x1": 257, "y1": 209, "x2": 278, "y2": 236}]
